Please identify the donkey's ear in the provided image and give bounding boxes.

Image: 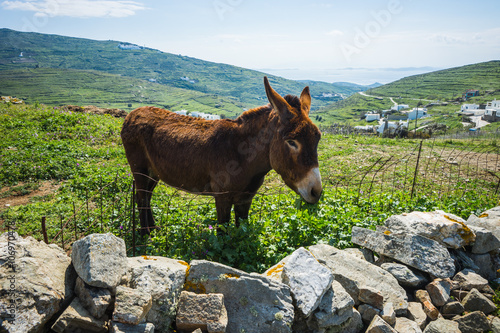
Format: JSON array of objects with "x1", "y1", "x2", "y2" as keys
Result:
[
  {"x1": 264, "y1": 76, "x2": 294, "y2": 119},
  {"x1": 300, "y1": 86, "x2": 311, "y2": 115}
]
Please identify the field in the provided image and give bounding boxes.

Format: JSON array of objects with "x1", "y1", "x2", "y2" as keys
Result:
[{"x1": 1, "y1": 102, "x2": 499, "y2": 273}]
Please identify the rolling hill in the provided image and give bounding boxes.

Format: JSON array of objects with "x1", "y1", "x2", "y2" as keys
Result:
[
  {"x1": 316, "y1": 61, "x2": 500, "y2": 127},
  {"x1": 366, "y1": 61, "x2": 500, "y2": 101},
  {"x1": 0, "y1": 28, "x2": 376, "y2": 114}
]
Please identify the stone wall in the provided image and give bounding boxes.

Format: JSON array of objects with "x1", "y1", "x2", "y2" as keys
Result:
[{"x1": 2, "y1": 207, "x2": 500, "y2": 332}]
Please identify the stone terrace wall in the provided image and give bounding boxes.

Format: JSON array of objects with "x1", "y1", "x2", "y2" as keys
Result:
[{"x1": 2, "y1": 207, "x2": 500, "y2": 332}]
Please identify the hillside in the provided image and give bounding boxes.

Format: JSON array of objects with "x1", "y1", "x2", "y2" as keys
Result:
[
  {"x1": 0, "y1": 68, "x2": 245, "y2": 117},
  {"x1": 0, "y1": 28, "x2": 374, "y2": 112},
  {"x1": 366, "y1": 61, "x2": 500, "y2": 100},
  {"x1": 317, "y1": 61, "x2": 500, "y2": 128}
]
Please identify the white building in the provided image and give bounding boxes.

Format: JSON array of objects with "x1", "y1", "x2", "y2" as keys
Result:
[
  {"x1": 365, "y1": 113, "x2": 380, "y2": 122},
  {"x1": 377, "y1": 119, "x2": 409, "y2": 134},
  {"x1": 406, "y1": 108, "x2": 428, "y2": 120},
  {"x1": 485, "y1": 99, "x2": 500, "y2": 116},
  {"x1": 461, "y1": 104, "x2": 480, "y2": 112},
  {"x1": 190, "y1": 111, "x2": 220, "y2": 120},
  {"x1": 391, "y1": 104, "x2": 409, "y2": 111},
  {"x1": 174, "y1": 110, "x2": 187, "y2": 116}
]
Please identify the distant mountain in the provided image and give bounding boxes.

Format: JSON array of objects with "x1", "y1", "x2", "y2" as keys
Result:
[{"x1": 0, "y1": 28, "x2": 375, "y2": 113}]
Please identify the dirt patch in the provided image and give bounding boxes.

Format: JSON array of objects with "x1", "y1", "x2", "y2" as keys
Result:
[
  {"x1": 0, "y1": 181, "x2": 61, "y2": 211},
  {"x1": 63, "y1": 105, "x2": 128, "y2": 118}
]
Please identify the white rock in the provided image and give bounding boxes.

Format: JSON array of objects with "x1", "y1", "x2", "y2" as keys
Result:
[
  {"x1": 351, "y1": 226, "x2": 456, "y2": 279},
  {"x1": 0, "y1": 232, "x2": 76, "y2": 333},
  {"x1": 71, "y1": 233, "x2": 127, "y2": 288},
  {"x1": 385, "y1": 210, "x2": 475, "y2": 249},
  {"x1": 127, "y1": 256, "x2": 188, "y2": 332},
  {"x1": 186, "y1": 260, "x2": 294, "y2": 333},
  {"x1": 282, "y1": 247, "x2": 333, "y2": 317},
  {"x1": 309, "y1": 244, "x2": 408, "y2": 315}
]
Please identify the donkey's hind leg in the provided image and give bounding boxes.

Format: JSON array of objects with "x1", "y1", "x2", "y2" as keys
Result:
[{"x1": 133, "y1": 169, "x2": 159, "y2": 236}]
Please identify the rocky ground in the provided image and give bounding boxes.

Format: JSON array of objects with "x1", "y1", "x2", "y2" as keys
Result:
[{"x1": 2, "y1": 207, "x2": 500, "y2": 332}]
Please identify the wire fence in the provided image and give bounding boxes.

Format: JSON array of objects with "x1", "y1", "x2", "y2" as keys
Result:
[{"x1": 34, "y1": 137, "x2": 500, "y2": 255}]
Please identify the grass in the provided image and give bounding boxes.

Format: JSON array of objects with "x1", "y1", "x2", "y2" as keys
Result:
[{"x1": 1, "y1": 102, "x2": 498, "y2": 273}]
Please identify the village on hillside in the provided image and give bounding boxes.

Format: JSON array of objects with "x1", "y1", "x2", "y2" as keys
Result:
[{"x1": 356, "y1": 89, "x2": 500, "y2": 136}]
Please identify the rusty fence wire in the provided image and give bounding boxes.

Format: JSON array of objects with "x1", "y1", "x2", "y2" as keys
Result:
[{"x1": 37, "y1": 138, "x2": 500, "y2": 255}]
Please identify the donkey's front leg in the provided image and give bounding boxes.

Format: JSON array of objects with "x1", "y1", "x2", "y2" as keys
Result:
[
  {"x1": 234, "y1": 194, "x2": 256, "y2": 228},
  {"x1": 215, "y1": 196, "x2": 232, "y2": 234}
]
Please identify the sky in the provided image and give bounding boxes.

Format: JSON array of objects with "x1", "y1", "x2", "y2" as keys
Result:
[{"x1": 0, "y1": 0, "x2": 499, "y2": 85}]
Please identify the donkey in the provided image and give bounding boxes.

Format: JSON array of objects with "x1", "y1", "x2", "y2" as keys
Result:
[{"x1": 121, "y1": 77, "x2": 322, "y2": 235}]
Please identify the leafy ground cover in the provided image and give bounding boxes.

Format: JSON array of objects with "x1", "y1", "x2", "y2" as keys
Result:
[{"x1": 1, "y1": 103, "x2": 498, "y2": 273}]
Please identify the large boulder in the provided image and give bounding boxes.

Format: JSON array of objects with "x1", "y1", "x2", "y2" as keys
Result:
[
  {"x1": 308, "y1": 244, "x2": 408, "y2": 315},
  {"x1": 126, "y1": 256, "x2": 188, "y2": 332},
  {"x1": 0, "y1": 232, "x2": 76, "y2": 333},
  {"x1": 351, "y1": 226, "x2": 456, "y2": 278},
  {"x1": 384, "y1": 211, "x2": 475, "y2": 248},
  {"x1": 185, "y1": 260, "x2": 294, "y2": 333},
  {"x1": 71, "y1": 233, "x2": 127, "y2": 288}
]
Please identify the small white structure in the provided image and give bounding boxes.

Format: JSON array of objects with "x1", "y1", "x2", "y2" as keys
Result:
[
  {"x1": 391, "y1": 104, "x2": 409, "y2": 111},
  {"x1": 377, "y1": 119, "x2": 409, "y2": 134},
  {"x1": 365, "y1": 113, "x2": 380, "y2": 122},
  {"x1": 485, "y1": 99, "x2": 500, "y2": 116},
  {"x1": 118, "y1": 43, "x2": 142, "y2": 50},
  {"x1": 174, "y1": 110, "x2": 187, "y2": 116},
  {"x1": 190, "y1": 111, "x2": 220, "y2": 120},
  {"x1": 406, "y1": 108, "x2": 428, "y2": 120},
  {"x1": 461, "y1": 104, "x2": 480, "y2": 112}
]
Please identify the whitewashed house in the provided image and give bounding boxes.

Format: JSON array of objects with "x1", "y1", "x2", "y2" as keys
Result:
[
  {"x1": 377, "y1": 119, "x2": 409, "y2": 135},
  {"x1": 461, "y1": 104, "x2": 480, "y2": 112},
  {"x1": 485, "y1": 99, "x2": 500, "y2": 116},
  {"x1": 174, "y1": 110, "x2": 188, "y2": 116},
  {"x1": 190, "y1": 111, "x2": 220, "y2": 120},
  {"x1": 405, "y1": 108, "x2": 428, "y2": 120},
  {"x1": 460, "y1": 103, "x2": 484, "y2": 116},
  {"x1": 365, "y1": 113, "x2": 381, "y2": 122},
  {"x1": 391, "y1": 104, "x2": 409, "y2": 111}
]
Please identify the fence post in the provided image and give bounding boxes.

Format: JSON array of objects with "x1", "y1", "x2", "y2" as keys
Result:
[
  {"x1": 131, "y1": 180, "x2": 136, "y2": 257},
  {"x1": 60, "y1": 215, "x2": 64, "y2": 249},
  {"x1": 411, "y1": 140, "x2": 423, "y2": 200},
  {"x1": 100, "y1": 175, "x2": 103, "y2": 233},
  {"x1": 41, "y1": 216, "x2": 48, "y2": 244}
]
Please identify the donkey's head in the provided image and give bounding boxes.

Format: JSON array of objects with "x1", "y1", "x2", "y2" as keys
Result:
[{"x1": 264, "y1": 77, "x2": 322, "y2": 204}]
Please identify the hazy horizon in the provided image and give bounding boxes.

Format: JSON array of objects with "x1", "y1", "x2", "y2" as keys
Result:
[{"x1": 1, "y1": 0, "x2": 499, "y2": 85}]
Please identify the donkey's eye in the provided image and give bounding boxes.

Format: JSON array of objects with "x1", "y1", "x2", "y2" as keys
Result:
[{"x1": 287, "y1": 140, "x2": 298, "y2": 149}]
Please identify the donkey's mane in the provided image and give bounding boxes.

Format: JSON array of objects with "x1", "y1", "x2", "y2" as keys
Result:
[
  {"x1": 284, "y1": 95, "x2": 301, "y2": 109},
  {"x1": 236, "y1": 94, "x2": 301, "y2": 124}
]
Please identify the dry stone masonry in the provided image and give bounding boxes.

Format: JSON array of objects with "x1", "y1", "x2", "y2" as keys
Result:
[{"x1": 3, "y1": 206, "x2": 500, "y2": 332}]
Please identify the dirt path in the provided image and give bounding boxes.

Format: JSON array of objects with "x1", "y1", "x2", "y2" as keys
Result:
[{"x1": 0, "y1": 181, "x2": 61, "y2": 211}]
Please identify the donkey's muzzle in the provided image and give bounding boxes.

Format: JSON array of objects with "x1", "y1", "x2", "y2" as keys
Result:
[{"x1": 296, "y1": 167, "x2": 322, "y2": 204}]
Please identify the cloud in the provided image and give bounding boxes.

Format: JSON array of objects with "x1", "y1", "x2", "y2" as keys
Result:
[
  {"x1": 1, "y1": 0, "x2": 147, "y2": 18},
  {"x1": 326, "y1": 29, "x2": 344, "y2": 37}
]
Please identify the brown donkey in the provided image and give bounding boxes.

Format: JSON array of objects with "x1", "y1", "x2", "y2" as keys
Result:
[{"x1": 121, "y1": 77, "x2": 322, "y2": 235}]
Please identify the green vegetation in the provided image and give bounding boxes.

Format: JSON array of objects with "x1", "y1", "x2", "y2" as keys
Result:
[
  {"x1": 0, "y1": 28, "x2": 374, "y2": 113},
  {"x1": 367, "y1": 61, "x2": 500, "y2": 101},
  {"x1": 1, "y1": 103, "x2": 497, "y2": 273},
  {"x1": 0, "y1": 68, "x2": 245, "y2": 116},
  {"x1": 319, "y1": 61, "x2": 500, "y2": 129}
]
